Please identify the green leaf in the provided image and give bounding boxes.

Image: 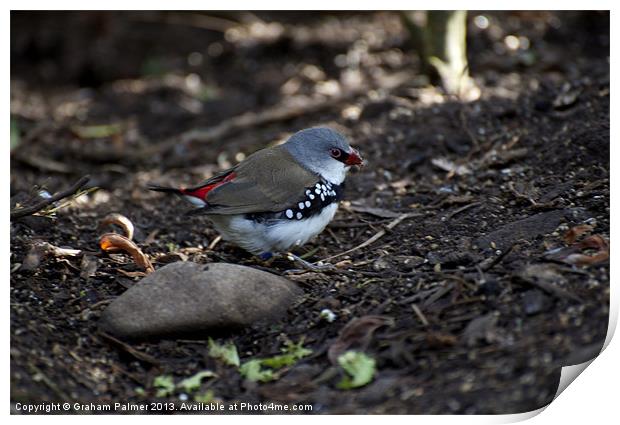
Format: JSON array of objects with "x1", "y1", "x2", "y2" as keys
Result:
[
  {"x1": 238, "y1": 339, "x2": 312, "y2": 383},
  {"x1": 239, "y1": 360, "x2": 275, "y2": 383},
  {"x1": 208, "y1": 338, "x2": 240, "y2": 367},
  {"x1": 177, "y1": 370, "x2": 216, "y2": 393},
  {"x1": 153, "y1": 375, "x2": 175, "y2": 397},
  {"x1": 283, "y1": 339, "x2": 313, "y2": 359},
  {"x1": 337, "y1": 351, "x2": 376, "y2": 389},
  {"x1": 194, "y1": 390, "x2": 215, "y2": 403},
  {"x1": 141, "y1": 57, "x2": 166, "y2": 77},
  {"x1": 261, "y1": 339, "x2": 312, "y2": 369},
  {"x1": 71, "y1": 123, "x2": 123, "y2": 139},
  {"x1": 10, "y1": 118, "x2": 20, "y2": 150}
]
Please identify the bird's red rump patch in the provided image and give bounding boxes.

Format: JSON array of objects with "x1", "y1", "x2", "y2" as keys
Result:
[{"x1": 181, "y1": 172, "x2": 236, "y2": 200}]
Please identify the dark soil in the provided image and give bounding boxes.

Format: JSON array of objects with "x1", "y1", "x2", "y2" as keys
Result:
[{"x1": 10, "y1": 11, "x2": 610, "y2": 414}]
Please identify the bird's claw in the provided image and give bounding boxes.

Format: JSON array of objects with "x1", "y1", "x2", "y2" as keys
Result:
[{"x1": 285, "y1": 253, "x2": 335, "y2": 272}]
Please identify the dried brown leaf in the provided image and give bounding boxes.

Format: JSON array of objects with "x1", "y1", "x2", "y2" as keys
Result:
[
  {"x1": 99, "y1": 233, "x2": 154, "y2": 273},
  {"x1": 563, "y1": 224, "x2": 594, "y2": 245},
  {"x1": 99, "y1": 213, "x2": 135, "y2": 240},
  {"x1": 562, "y1": 235, "x2": 609, "y2": 266},
  {"x1": 546, "y1": 234, "x2": 609, "y2": 267},
  {"x1": 21, "y1": 241, "x2": 82, "y2": 272},
  {"x1": 328, "y1": 315, "x2": 393, "y2": 364}
]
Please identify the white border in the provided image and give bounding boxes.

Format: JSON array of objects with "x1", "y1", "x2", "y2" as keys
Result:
[{"x1": 4, "y1": 3, "x2": 617, "y2": 424}]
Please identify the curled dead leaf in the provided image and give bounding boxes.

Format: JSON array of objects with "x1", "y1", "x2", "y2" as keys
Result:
[
  {"x1": 21, "y1": 240, "x2": 82, "y2": 271},
  {"x1": 563, "y1": 224, "x2": 593, "y2": 245},
  {"x1": 99, "y1": 233, "x2": 154, "y2": 273},
  {"x1": 546, "y1": 234, "x2": 609, "y2": 267},
  {"x1": 99, "y1": 213, "x2": 135, "y2": 240},
  {"x1": 328, "y1": 315, "x2": 393, "y2": 365},
  {"x1": 562, "y1": 235, "x2": 609, "y2": 266}
]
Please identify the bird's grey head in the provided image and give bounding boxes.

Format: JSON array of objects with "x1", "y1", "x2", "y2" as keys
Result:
[{"x1": 284, "y1": 127, "x2": 363, "y2": 184}]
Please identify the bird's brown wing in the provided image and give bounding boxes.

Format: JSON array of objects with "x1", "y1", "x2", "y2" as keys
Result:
[{"x1": 203, "y1": 145, "x2": 320, "y2": 215}]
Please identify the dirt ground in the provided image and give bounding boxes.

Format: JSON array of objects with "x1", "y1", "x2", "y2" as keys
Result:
[{"x1": 10, "y1": 11, "x2": 610, "y2": 414}]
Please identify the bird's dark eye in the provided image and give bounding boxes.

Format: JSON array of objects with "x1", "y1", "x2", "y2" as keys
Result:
[{"x1": 330, "y1": 148, "x2": 342, "y2": 158}]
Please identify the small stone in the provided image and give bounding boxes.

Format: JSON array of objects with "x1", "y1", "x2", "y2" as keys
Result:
[
  {"x1": 372, "y1": 257, "x2": 390, "y2": 271},
  {"x1": 319, "y1": 309, "x2": 337, "y2": 323},
  {"x1": 100, "y1": 262, "x2": 302, "y2": 340},
  {"x1": 522, "y1": 289, "x2": 549, "y2": 315}
]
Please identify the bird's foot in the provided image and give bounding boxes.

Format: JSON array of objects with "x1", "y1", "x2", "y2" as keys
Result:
[
  {"x1": 284, "y1": 252, "x2": 334, "y2": 272},
  {"x1": 256, "y1": 252, "x2": 277, "y2": 267}
]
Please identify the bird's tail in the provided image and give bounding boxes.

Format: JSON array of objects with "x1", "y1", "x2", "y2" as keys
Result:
[
  {"x1": 148, "y1": 183, "x2": 209, "y2": 210},
  {"x1": 147, "y1": 183, "x2": 183, "y2": 194}
]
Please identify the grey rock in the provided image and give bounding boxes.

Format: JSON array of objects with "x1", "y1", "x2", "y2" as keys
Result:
[
  {"x1": 100, "y1": 262, "x2": 302, "y2": 340},
  {"x1": 474, "y1": 210, "x2": 566, "y2": 252},
  {"x1": 474, "y1": 208, "x2": 592, "y2": 253}
]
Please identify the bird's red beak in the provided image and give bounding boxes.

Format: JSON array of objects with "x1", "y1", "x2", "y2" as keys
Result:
[{"x1": 345, "y1": 149, "x2": 364, "y2": 166}]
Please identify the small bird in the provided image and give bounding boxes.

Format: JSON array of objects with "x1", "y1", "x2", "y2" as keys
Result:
[{"x1": 149, "y1": 127, "x2": 363, "y2": 267}]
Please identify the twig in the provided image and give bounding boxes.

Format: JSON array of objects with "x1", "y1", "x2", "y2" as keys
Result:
[
  {"x1": 13, "y1": 152, "x2": 72, "y2": 174},
  {"x1": 132, "y1": 12, "x2": 240, "y2": 32},
  {"x1": 11, "y1": 175, "x2": 90, "y2": 220},
  {"x1": 99, "y1": 332, "x2": 160, "y2": 366},
  {"x1": 135, "y1": 72, "x2": 412, "y2": 159},
  {"x1": 328, "y1": 218, "x2": 393, "y2": 229},
  {"x1": 515, "y1": 276, "x2": 582, "y2": 303},
  {"x1": 446, "y1": 201, "x2": 481, "y2": 220},
  {"x1": 326, "y1": 227, "x2": 342, "y2": 245},
  {"x1": 208, "y1": 235, "x2": 222, "y2": 250},
  {"x1": 88, "y1": 299, "x2": 114, "y2": 310},
  {"x1": 478, "y1": 244, "x2": 514, "y2": 272},
  {"x1": 411, "y1": 304, "x2": 429, "y2": 326},
  {"x1": 139, "y1": 96, "x2": 358, "y2": 158},
  {"x1": 26, "y1": 364, "x2": 71, "y2": 401},
  {"x1": 320, "y1": 212, "x2": 416, "y2": 263}
]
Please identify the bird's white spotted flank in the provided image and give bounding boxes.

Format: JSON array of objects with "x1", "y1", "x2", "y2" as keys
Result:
[{"x1": 275, "y1": 179, "x2": 343, "y2": 223}]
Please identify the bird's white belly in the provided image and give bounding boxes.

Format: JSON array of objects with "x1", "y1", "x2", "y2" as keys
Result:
[{"x1": 209, "y1": 203, "x2": 338, "y2": 255}]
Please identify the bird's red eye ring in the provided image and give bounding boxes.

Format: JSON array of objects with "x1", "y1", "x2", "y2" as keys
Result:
[{"x1": 330, "y1": 148, "x2": 341, "y2": 158}]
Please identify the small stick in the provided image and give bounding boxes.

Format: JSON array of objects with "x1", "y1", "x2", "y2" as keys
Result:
[
  {"x1": 99, "y1": 332, "x2": 160, "y2": 366},
  {"x1": 446, "y1": 202, "x2": 481, "y2": 220},
  {"x1": 135, "y1": 72, "x2": 412, "y2": 159},
  {"x1": 411, "y1": 304, "x2": 429, "y2": 326},
  {"x1": 326, "y1": 227, "x2": 342, "y2": 245},
  {"x1": 11, "y1": 175, "x2": 90, "y2": 220},
  {"x1": 208, "y1": 235, "x2": 222, "y2": 250},
  {"x1": 320, "y1": 213, "x2": 415, "y2": 263}
]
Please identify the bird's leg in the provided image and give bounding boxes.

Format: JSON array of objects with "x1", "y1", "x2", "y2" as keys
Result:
[{"x1": 284, "y1": 252, "x2": 334, "y2": 272}]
